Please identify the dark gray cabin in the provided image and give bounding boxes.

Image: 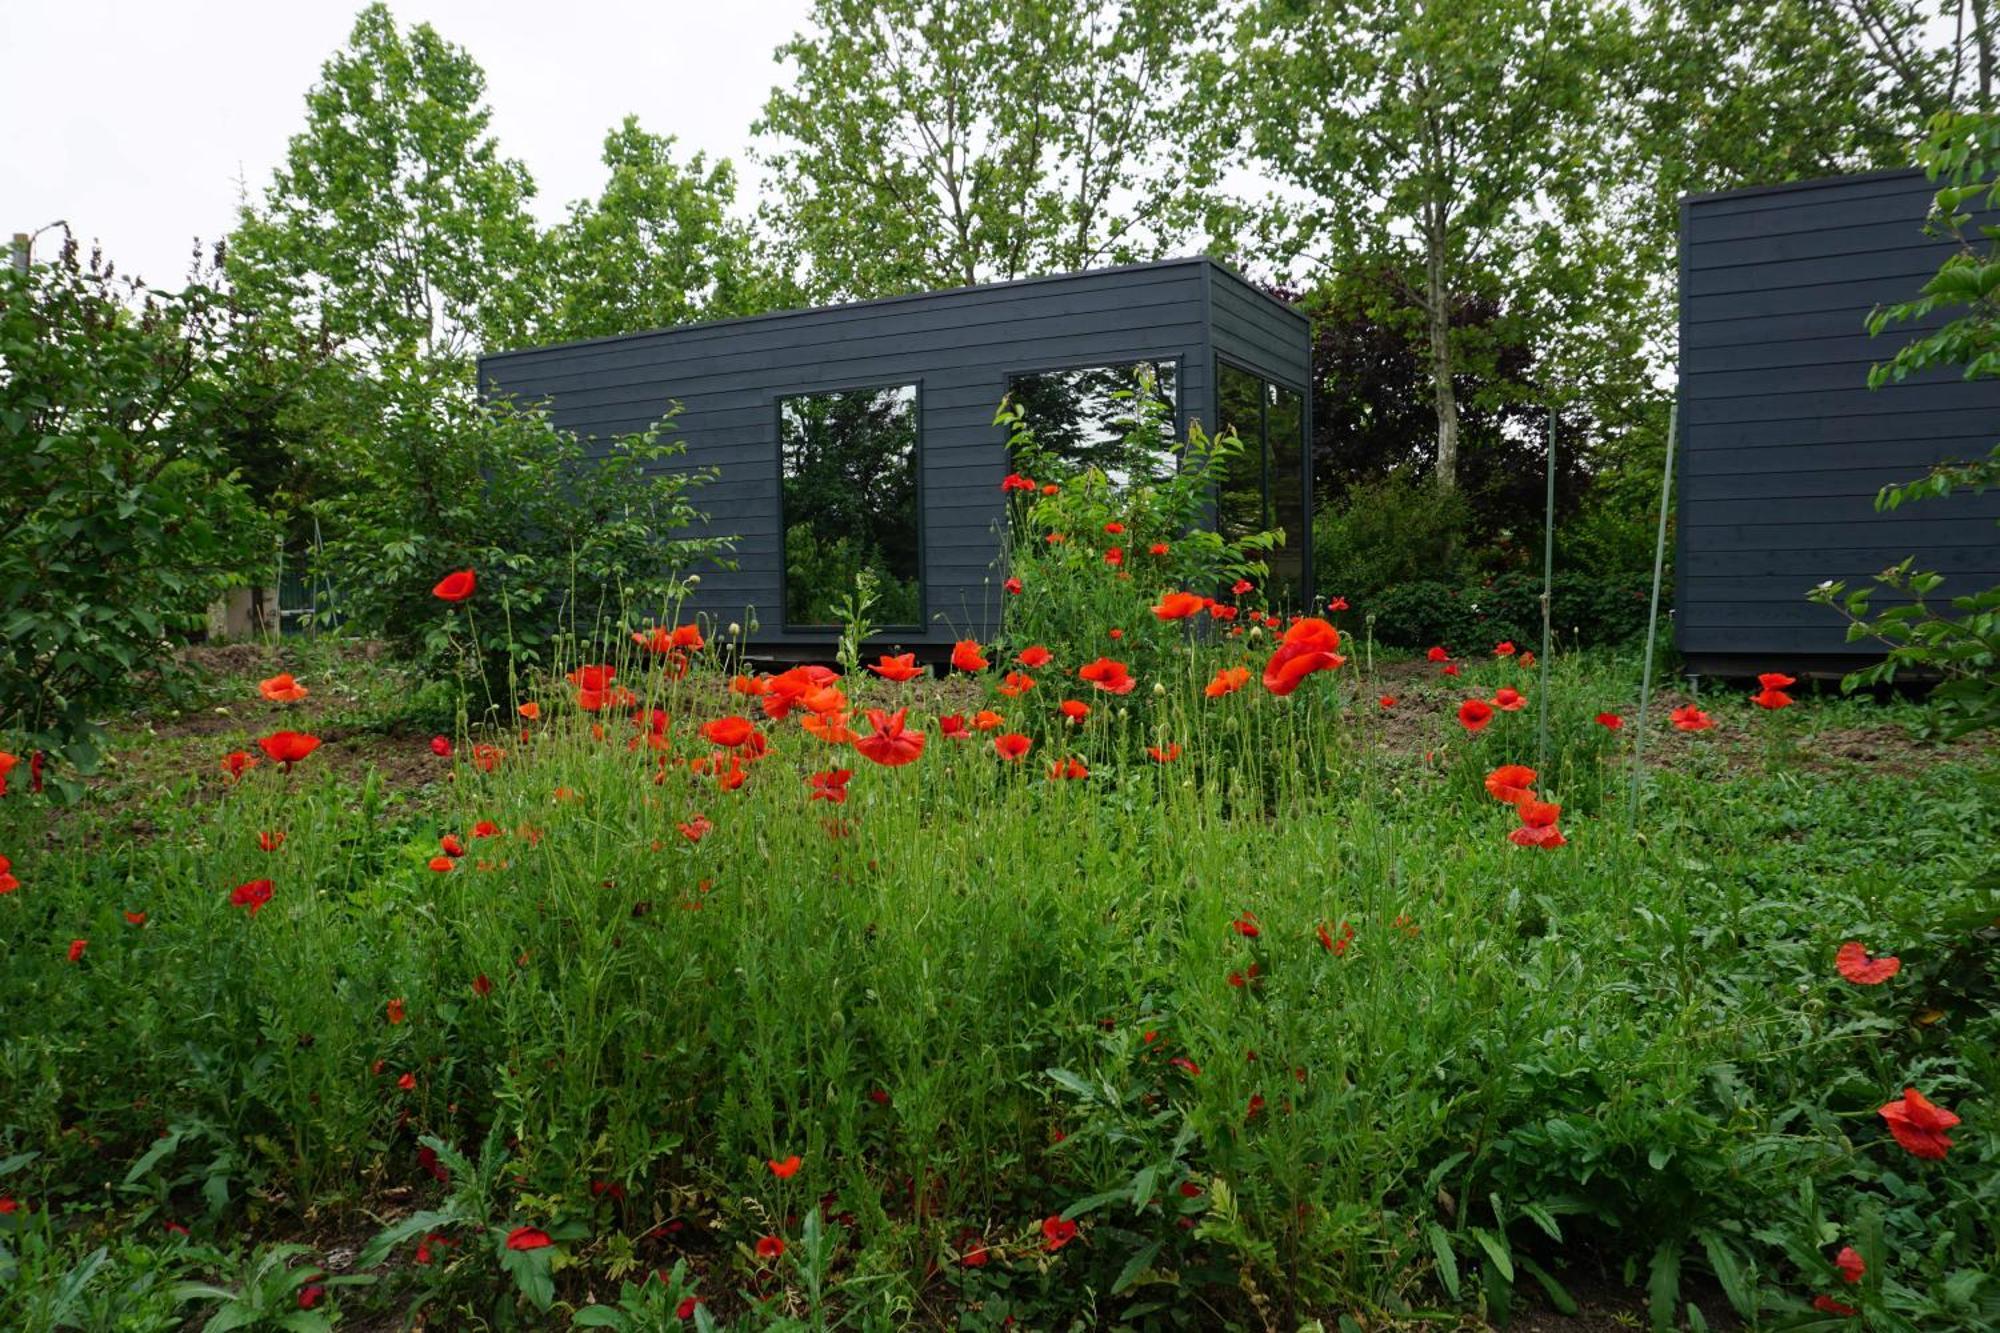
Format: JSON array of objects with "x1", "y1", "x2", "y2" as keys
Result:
[
  {"x1": 481, "y1": 257, "x2": 1313, "y2": 653},
  {"x1": 1677, "y1": 167, "x2": 2000, "y2": 675}
]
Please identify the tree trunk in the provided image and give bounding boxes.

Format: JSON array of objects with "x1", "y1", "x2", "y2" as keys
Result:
[{"x1": 1423, "y1": 232, "x2": 1460, "y2": 491}]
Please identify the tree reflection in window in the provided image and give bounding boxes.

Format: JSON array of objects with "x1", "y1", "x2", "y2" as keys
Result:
[
  {"x1": 1006, "y1": 360, "x2": 1178, "y2": 487},
  {"x1": 1216, "y1": 361, "x2": 1309, "y2": 606},
  {"x1": 780, "y1": 384, "x2": 921, "y2": 627}
]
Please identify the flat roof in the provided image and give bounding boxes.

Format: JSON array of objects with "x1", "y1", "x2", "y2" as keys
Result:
[{"x1": 483, "y1": 254, "x2": 1308, "y2": 364}]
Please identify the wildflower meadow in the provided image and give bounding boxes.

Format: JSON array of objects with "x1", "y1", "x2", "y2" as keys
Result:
[{"x1": 1, "y1": 442, "x2": 1995, "y2": 1331}]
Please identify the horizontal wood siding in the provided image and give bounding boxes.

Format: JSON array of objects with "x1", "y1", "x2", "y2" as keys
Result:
[
  {"x1": 1677, "y1": 169, "x2": 2000, "y2": 663},
  {"x1": 482, "y1": 259, "x2": 1253, "y2": 648}
]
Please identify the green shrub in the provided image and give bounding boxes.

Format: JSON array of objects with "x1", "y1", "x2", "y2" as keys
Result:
[
  {"x1": 0, "y1": 237, "x2": 276, "y2": 792},
  {"x1": 1365, "y1": 570, "x2": 1655, "y2": 651},
  {"x1": 1312, "y1": 470, "x2": 1472, "y2": 603},
  {"x1": 311, "y1": 361, "x2": 733, "y2": 711}
]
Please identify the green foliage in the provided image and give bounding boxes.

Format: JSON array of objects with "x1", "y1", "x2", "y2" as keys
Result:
[
  {"x1": 227, "y1": 2, "x2": 545, "y2": 363},
  {"x1": 545, "y1": 116, "x2": 792, "y2": 342},
  {"x1": 754, "y1": 0, "x2": 1231, "y2": 300},
  {"x1": 997, "y1": 374, "x2": 1277, "y2": 664},
  {"x1": 0, "y1": 238, "x2": 276, "y2": 790},
  {"x1": 310, "y1": 364, "x2": 732, "y2": 706},
  {"x1": 1312, "y1": 471, "x2": 1472, "y2": 604},
  {"x1": 1366, "y1": 571, "x2": 1654, "y2": 652}
]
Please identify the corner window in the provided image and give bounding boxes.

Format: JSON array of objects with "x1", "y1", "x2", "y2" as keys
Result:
[
  {"x1": 1006, "y1": 359, "x2": 1179, "y2": 487},
  {"x1": 779, "y1": 383, "x2": 921, "y2": 627},
  {"x1": 1216, "y1": 361, "x2": 1308, "y2": 605}
]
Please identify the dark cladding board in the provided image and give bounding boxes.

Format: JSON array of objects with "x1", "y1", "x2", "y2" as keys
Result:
[{"x1": 1677, "y1": 169, "x2": 2000, "y2": 668}]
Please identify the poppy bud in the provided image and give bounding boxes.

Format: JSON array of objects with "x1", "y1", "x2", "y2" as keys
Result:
[
  {"x1": 686, "y1": 574, "x2": 701, "y2": 587},
  {"x1": 727, "y1": 623, "x2": 741, "y2": 637},
  {"x1": 1249, "y1": 626, "x2": 1263, "y2": 640},
  {"x1": 1152, "y1": 683, "x2": 1165, "y2": 696}
]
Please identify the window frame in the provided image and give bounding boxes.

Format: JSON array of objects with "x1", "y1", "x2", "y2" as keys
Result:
[
  {"x1": 1214, "y1": 353, "x2": 1314, "y2": 604},
  {"x1": 773, "y1": 377, "x2": 927, "y2": 635}
]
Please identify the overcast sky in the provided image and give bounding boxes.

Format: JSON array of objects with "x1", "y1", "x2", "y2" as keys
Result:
[{"x1": 2, "y1": 0, "x2": 816, "y2": 288}]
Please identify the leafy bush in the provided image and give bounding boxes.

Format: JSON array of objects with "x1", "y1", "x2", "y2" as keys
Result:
[
  {"x1": 1365, "y1": 570, "x2": 1654, "y2": 651},
  {"x1": 311, "y1": 362, "x2": 733, "y2": 714},
  {"x1": 0, "y1": 236, "x2": 276, "y2": 792},
  {"x1": 996, "y1": 377, "x2": 1279, "y2": 666},
  {"x1": 1312, "y1": 469, "x2": 1473, "y2": 603}
]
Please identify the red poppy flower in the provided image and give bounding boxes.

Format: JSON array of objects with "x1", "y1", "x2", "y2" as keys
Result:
[
  {"x1": 257, "y1": 731, "x2": 321, "y2": 771},
  {"x1": 1149, "y1": 542, "x2": 1170, "y2": 556},
  {"x1": 1210, "y1": 603, "x2": 1238, "y2": 621},
  {"x1": 972, "y1": 710, "x2": 1003, "y2": 731},
  {"x1": 677, "y1": 1296, "x2": 701, "y2": 1318},
  {"x1": 994, "y1": 732, "x2": 1032, "y2": 761},
  {"x1": 1231, "y1": 911, "x2": 1260, "y2": 938},
  {"x1": 731, "y1": 673, "x2": 767, "y2": 696},
  {"x1": 678, "y1": 814, "x2": 713, "y2": 843},
  {"x1": 432, "y1": 569, "x2": 476, "y2": 602},
  {"x1": 755, "y1": 1235, "x2": 786, "y2": 1260},
  {"x1": 1457, "y1": 700, "x2": 1494, "y2": 732},
  {"x1": 800, "y1": 769, "x2": 850, "y2": 805},
  {"x1": 426, "y1": 735, "x2": 450, "y2": 758},
  {"x1": 1041, "y1": 483, "x2": 1058, "y2": 495},
  {"x1": 568, "y1": 664, "x2": 617, "y2": 692},
  {"x1": 385, "y1": 998, "x2": 406, "y2": 1025},
  {"x1": 471, "y1": 820, "x2": 501, "y2": 839},
  {"x1": 939, "y1": 713, "x2": 969, "y2": 739},
  {"x1": 951, "y1": 640, "x2": 989, "y2": 672},
  {"x1": 506, "y1": 1227, "x2": 553, "y2": 1251},
  {"x1": 1262, "y1": 618, "x2": 1344, "y2": 695},
  {"x1": 1316, "y1": 920, "x2": 1355, "y2": 956},
  {"x1": 230, "y1": 878, "x2": 274, "y2": 915},
  {"x1": 1001, "y1": 472, "x2": 1035, "y2": 492},
  {"x1": 1752, "y1": 687, "x2": 1793, "y2": 710},
  {"x1": 124, "y1": 909, "x2": 146, "y2": 924},
  {"x1": 1058, "y1": 699, "x2": 1090, "y2": 722},
  {"x1": 472, "y1": 973, "x2": 492, "y2": 997},
  {"x1": 1326, "y1": 596, "x2": 1349, "y2": 611},
  {"x1": 297, "y1": 1283, "x2": 324, "y2": 1310},
  {"x1": 1508, "y1": 824, "x2": 1567, "y2": 849},
  {"x1": 0, "y1": 854, "x2": 14, "y2": 896},
  {"x1": 1148, "y1": 742, "x2": 1181, "y2": 763},
  {"x1": 1103, "y1": 546, "x2": 1123, "y2": 567},
  {"x1": 1494, "y1": 641, "x2": 1516, "y2": 657},
  {"x1": 1670, "y1": 704, "x2": 1714, "y2": 732},
  {"x1": 0, "y1": 751, "x2": 16, "y2": 795},
  {"x1": 868, "y1": 653, "x2": 923, "y2": 682},
  {"x1": 1484, "y1": 764, "x2": 1537, "y2": 805},
  {"x1": 1442, "y1": 664, "x2": 1461, "y2": 677},
  {"x1": 1812, "y1": 1295, "x2": 1858, "y2": 1317},
  {"x1": 439, "y1": 833, "x2": 465, "y2": 858},
  {"x1": 258, "y1": 830, "x2": 286, "y2": 852},
  {"x1": 397, "y1": 1071, "x2": 417, "y2": 1091},
  {"x1": 1153, "y1": 591, "x2": 1207, "y2": 621},
  {"x1": 1835, "y1": 941, "x2": 1901, "y2": 985},
  {"x1": 1048, "y1": 757, "x2": 1089, "y2": 780},
  {"x1": 1378, "y1": 695, "x2": 1397, "y2": 708},
  {"x1": 1041, "y1": 1216, "x2": 1078, "y2": 1251},
  {"x1": 1017, "y1": 645, "x2": 1053, "y2": 669},
  {"x1": 768, "y1": 1155, "x2": 802, "y2": 1179},
  {"x1": 1879, "y1": 1087, "x2": 1958, "y2": 1159},
  {"x1": 998, "y1": 671, "x2": 1037, "y2": 698},
  {"x1": 1205, "y1": 666, "x2": 1251, "y2": 698},
  {"x1": 258, "y1": 672, "x2": 309, "y2": 703},
  {"x1": 1169, "y1": 1056, "x2": 1201, "y2": 1076},
  {"x1": 1231, "y1": 579, "x2": 1253, "y2": 596},
  {"x1": 1595, "y1": 712, "x2": 1623, "y2": 730},
  {"x1": 854, "y1": 709, "x2": 926, "y2": 766},
  {"x1": 1759, "y1": 671, "x2": 1797, "y2": 691},
  {"x1": 701, "y1": 716, "x2": 757, "y2": 749},
  {"x1": 473, "y1": 744, "x2": 504, "y2": 773},
  {"x1": 66, "y1": 938, "x2": 87, "y2": 963},
  {"x1": 1492, "y1": 687, "x2": 1525, "y2": 712},
  {"x1": 1519, "y1": 799, "x2": 1560, "y2": 828},
  {"x1": 1103, "y1": 521, "x2": 1125, "y2": 535},
  {"x1": 1835, "y1": 1246, "x2": 1865, "y2": 1284},
  {"x1": 1004, "y1": 576, "x2": 1023, "y2": 595},
  {"x1": 1078, "y1": 657, "x2": 1136, "y2": 694},
  {"x1": 1426, "y1": 646, "x2": 1449, "y2": 662}
]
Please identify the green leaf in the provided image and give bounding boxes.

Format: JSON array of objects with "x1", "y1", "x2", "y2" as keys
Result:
[
  {"x1": 1112, "y1": 1238, "x2": 1164, "y2": 1294},
  {"x1": 1426, "y1": 1222, "x2": 1461, "y2": 1300},
  {"x1": 1647, "y1": 1238, "x2": 1683, "y2": 1333}
]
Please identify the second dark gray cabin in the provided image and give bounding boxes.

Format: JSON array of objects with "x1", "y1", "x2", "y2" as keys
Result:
[{"x1": 481, "y1": 257, "x2": 1313, "y2": 653}]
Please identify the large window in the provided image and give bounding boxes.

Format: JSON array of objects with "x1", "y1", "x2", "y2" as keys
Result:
[
  {"x1": 1006, "y1": 359, "x2": 1179, "y2": 487},
  {"x1": 779, "y1": 383, "x2": 921, "y2": 628},
  {"x1": 1216, "y1": 361, "x2": 1309, "y2": 605}
]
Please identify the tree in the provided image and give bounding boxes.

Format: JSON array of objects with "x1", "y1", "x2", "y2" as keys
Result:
[
  {"x1": 228, "y1": 3, "x2": 544, "y2": 365},
  {"x1": 1, "y1": 236, "x2": 276, "y2": 790},
  {"x1": 754, "y1": 0, "x2": 1231, "y2": 300},
  {"x1": 1238, "y1": 0, "x2": 1623, "y2": 492},
  {"x1": 544, "y1": 117, "x2": 794, "y2": 343}
]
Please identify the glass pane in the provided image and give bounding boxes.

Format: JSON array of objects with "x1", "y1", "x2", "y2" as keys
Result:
[
  {"x1": 1266, "y1": 384, "x2": 1306, "y2": 606},
  {"x1": 1215, "y1": 362, "x2": 1266, "y2": 543},
  {"x1": 780, "y1": 384, "x2": 921, "y2": 626},
  {"x1": 1007, "y1": 360, "x2": 1179, "y2": 487}
]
